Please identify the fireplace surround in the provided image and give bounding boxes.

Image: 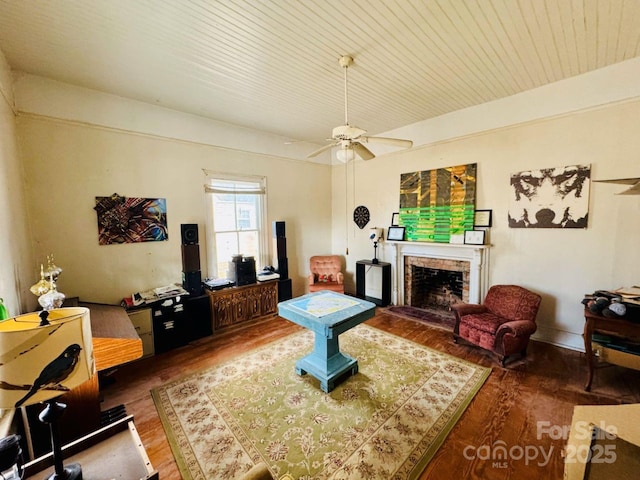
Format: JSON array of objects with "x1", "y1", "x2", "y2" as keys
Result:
[{"x1": 388, "y1": 241, "x2": 490, "y2": 307}]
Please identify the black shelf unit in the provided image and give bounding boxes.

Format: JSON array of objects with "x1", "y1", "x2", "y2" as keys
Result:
[
  {"x1": 356, "y1": 260, "x2": 391, "y2": 307},
  {"x1": 151, "y1": 294, "x2": 212, "y2": 354}
]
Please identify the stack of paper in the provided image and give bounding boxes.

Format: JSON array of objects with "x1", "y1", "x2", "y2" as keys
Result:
[{"x1": 615, "y1": 286, "x2": 640, "y2": 305}]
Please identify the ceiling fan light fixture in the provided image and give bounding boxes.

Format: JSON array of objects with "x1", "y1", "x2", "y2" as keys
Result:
[{"x1": 336, "y1": 148, "x2": 355, "y2": 163}]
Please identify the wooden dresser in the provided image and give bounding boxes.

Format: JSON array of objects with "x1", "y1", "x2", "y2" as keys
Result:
[{"x1": 207, "y1": 281, "x2": 278, "y2": 331}]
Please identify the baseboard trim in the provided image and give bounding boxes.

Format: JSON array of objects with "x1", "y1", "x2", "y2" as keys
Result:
[{"x1": 532, "y1": 326, "x2": 585, "y2": 352}]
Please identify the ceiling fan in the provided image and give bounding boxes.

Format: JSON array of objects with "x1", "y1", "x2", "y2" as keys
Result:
[{"x1": 307, "y1": 55, "x2": 413, "y2": 162}]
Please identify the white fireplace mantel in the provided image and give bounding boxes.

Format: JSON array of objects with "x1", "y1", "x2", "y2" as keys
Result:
[{"x1": 388, "y1": 241, "x2": 490, "y2": 306}]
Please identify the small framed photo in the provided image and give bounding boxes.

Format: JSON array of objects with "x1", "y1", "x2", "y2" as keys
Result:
[
  {"x1": 474, "y1": 209, "x2": 492, "y2": 228},
  {"x1": 464, "y1": 230, "x2": 485, "y2": 245},
  {"x1": 387, "y1": 226, "x2": 405, "y2": 241},
  {"x1": 391, "y1": 212, "x2": 400, "y2": 226}
]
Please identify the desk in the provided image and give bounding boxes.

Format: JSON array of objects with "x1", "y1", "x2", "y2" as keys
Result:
[
  {"x1": 583, "y1": 309, "x2": 640, "y2": 391},
  {"x1": 81, "y1": 302, "x2": 143, "y2": 371},
  {"x1": 278, "y1": 292, "x2": 376, "y2": 392}
]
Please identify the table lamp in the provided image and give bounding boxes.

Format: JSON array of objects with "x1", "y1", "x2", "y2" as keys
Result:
[
  {"x1": 0, "y1": 307, "x2": 94, "y2": 480},
  {"x1": 368, "y1": 227, "x2": 383, "y2": 264}
]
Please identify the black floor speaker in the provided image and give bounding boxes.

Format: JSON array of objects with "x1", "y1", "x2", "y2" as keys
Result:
[
  {"x1": 273, "y1": 221, "x2": 285, "y2": 238},
  {"x1": 275, "y1": 257, "x2": 288, "y2": 280},
  {"x1": 182, "y1": 270, "x2": 203, "y2": 295},
  {"x1": 181, "y1": 244, "x2": 200, "y2": 272},
  {"x1": 181, "y1": 223, "x2": 198, "y2": 245},
  {"x1": 273, "y1": 236, "x2": 287, "y2": 258},
  {"x1": 278, "y1": 278, "x2": 292, "y2": 302}
]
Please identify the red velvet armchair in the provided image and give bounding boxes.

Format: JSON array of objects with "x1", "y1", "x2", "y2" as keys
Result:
[
  {"x1": 452, "y1": 285, "x2": 542, "y2": 366},
  {"x1": 308, "y1": 255, "x2": 344, "y2": 294}
]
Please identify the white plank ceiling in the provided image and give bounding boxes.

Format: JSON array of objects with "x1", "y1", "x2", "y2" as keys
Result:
[{"x1": 1, "y1": 0, "x2": 640, "y2": 145}]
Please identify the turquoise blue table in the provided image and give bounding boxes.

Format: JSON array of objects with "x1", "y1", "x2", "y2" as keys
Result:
[{"x1": 278, "y1": 291, "x2": 376, "y2": 392}]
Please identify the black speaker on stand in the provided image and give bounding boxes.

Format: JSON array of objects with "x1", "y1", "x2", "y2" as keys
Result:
[
  {"x1": 273, "y1": 221, "x2": 292, "y2": 302},
  {"x1": 181, "y1": 223, "x2": 203, "y2": 295}
]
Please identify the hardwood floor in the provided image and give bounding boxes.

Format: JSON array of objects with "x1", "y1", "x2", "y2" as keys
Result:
[{"x1": 101, "y1": 309, "x2": 640, "y2": 479}]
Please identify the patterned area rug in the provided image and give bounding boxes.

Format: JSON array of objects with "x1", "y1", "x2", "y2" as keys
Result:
[
  {"x1": 385, "y1": 306, "x2": 457, "y2": 331},
  {"x1": 152, "y1": 325, "x2": 490, "y2": 480}
]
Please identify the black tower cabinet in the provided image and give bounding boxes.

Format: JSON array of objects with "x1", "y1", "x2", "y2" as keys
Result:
[
  {"x1": 356, "y1": 260, "x2": 392, "y2": 307},
  {"x1": 181, "y1": 223, "x2": 203, "y2": 295},
  {"x1": 273, "y1": 220, "x2": 292, "y2": 302},
  {"x1": 185, "y1": 293, "x2": 213, "y2": 342},
  {"x1": 277, "y1": 278, "x2": 292, "y2": 303}
]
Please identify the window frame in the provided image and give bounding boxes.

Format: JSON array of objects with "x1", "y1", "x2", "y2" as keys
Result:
[{"x1": 203, "y1": 171, "x2": 268, "y2": 278}]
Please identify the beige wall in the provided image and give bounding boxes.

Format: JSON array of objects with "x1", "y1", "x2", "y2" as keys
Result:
[
  {"x1": 0, "y1": 51, "x2": 35, "y2": 315},
  {"x1": 17, "y1": 115, "x2": 331, "y2": 304},
  {"x1": 332, "y1": 99, "x2": 640, "y2": 350},
  {"x1": 5, "y1": 50, "x2": 640, "y2": 352}
]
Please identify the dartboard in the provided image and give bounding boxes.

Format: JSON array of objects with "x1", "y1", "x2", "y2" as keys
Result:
[{"x1": 353, "y1": 205, "x2": 370, "y2": 229}]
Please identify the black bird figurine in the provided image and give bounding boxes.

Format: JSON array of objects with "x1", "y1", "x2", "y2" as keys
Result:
[{"x1": 15, "y1": 344, "x2": 83, "y2": 408}]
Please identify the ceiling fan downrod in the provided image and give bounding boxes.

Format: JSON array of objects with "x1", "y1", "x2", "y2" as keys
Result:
[{"x1": 339, "y1": 55, "x2": 353, "y2": 126}]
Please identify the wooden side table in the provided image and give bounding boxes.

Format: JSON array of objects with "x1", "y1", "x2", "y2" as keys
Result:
[{"x1": 583, "y1": 309, "x2": 640, "y2": 391}]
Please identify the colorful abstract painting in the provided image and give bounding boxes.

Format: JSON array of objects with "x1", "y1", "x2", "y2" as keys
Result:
[
  {"x1": 94, "y1": 194, "x2": 168, "y2": 245},
  {"x1": 508, "y1": 164, "x2": 590, "y2": 228},
  {"x1": 399, "y1": 163, "x2": 477, "y2": 243}
]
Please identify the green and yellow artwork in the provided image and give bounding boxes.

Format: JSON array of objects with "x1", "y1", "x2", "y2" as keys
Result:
[{"x1": 399, "y1": 163, "x2": 477, "y2": 243}]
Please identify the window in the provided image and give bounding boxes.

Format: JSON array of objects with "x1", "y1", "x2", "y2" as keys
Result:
[{"x1": 204, "y1": 173, "x2": 267, "y2": 278}]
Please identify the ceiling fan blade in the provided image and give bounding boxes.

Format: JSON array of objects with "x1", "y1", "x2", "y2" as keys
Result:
[
  {"x1": 353, "y1": 142, "x2": 375, "y2": 160},
  {"x1": 362, "y1": 136, "x2": 413, "y2": 149},
  {"x1": 306, "y1": 142, "x2": 336, "y2": 158}
]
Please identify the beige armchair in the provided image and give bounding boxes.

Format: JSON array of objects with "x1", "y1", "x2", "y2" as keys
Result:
[{"x1": 308, "y1": 255, "x2": 344, "y2": 294}]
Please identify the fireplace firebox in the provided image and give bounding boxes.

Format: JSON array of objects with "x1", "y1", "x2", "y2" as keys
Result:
[
  {"x1": 404, "y1": 256, "x2": 470, "y2": 311},
  {"x1": 410, "y1": 266, "x2": 464, "y2": 310}
]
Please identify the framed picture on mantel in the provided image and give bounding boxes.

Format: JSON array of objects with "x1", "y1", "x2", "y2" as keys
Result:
[
  {"x1": 474, "y1": 209, "x2": 492, "y2": 228},
  {"x1": 464, "y1": 230, "x2": 485, "y2": 245},
  {"x1": 387, "y1": 226, "x2": 405, "y2": 241}
]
